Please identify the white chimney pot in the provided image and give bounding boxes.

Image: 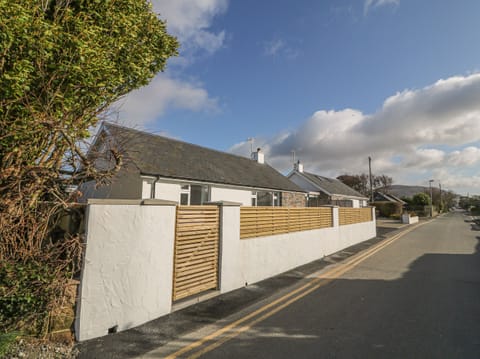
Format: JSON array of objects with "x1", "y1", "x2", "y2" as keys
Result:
[
  {"x1": 294, "y1": 160, "x2": 304, "y2": 173},
  {"x1": 252, "y1": 148, "x2": 265, "y2": 164}
]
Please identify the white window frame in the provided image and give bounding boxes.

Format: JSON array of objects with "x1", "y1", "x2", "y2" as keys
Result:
[
  {"x1": 180, "y1": 184, "x2": 190, "y2": 205},
  {"x1": 179, "y1": 183, "x2": 210, "y2": 205},
  {"x1": 253, "y1": 190, "x2": 281, "y2": 207},
  {"x1": 251, "y1": 191, "x2": 257, "y2": 206}
]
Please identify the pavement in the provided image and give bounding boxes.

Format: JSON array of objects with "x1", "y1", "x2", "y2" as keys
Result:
[{"x1": 76, "y1": 218, "x2": 416, "y2": 359}]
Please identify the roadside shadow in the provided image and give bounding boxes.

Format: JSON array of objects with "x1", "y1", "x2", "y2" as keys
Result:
[
  {"x1": 168, "y1": 236, "x2": 480, "y2": 359},
  {"x1": 77, "y1": 230, "x2": 480, "y2": 359}
]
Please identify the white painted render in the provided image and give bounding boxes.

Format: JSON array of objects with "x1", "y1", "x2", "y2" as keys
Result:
[
  {"x1": 141, "y1": 178, "x2": 154, "y2": 199},
  {"x1": 152, "y1": 180, "x2": 253, "y2": 206},
  {"x1": 219, "y1": 207, "x2": 376, "y2": 290},
  {"x1": 75, "y1": 201, "x2": 176, "y2": 341},
  {"x1": 154, "y1": 181, "x2": 181, "y2": 202},
  {"x1": 402, "y1": 214, "x2": 419, "y2": 224},
  {"x1": 77, "y1": 204, "x2": 376, "y2": 341},
  {"x1": 210, "y1": 187, "x2": 251, "y2": 206}
]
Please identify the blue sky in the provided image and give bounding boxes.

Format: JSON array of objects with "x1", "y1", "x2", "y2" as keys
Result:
[{"x1": 115, "y1": 0, "x2": 480, "y2": 195}]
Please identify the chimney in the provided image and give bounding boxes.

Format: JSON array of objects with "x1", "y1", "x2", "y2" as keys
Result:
[
  {"x1": 294, "y1": 160, "x2": 304, "y2": 173},
  {"x1": 252, "y1": 147, "x2": 264, "y2": 164}
]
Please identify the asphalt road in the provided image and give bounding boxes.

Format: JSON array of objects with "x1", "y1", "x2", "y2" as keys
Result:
[{"x1": 146, "y1": 211, "x2": 480, "y2": 359}]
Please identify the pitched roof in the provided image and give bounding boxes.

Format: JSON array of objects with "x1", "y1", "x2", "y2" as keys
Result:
[
  {"x1": 374, "y1": 191, "x2": 406, "y2": 204},
  {"x1": 298, "y1": 171, "x2": 367, "y2": 199},
  {"x1": 101, "y1": 123, "x2": 304, "y2": 192}
]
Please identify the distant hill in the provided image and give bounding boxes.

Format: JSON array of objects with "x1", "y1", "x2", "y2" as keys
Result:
[{"x1": 387, "y1": 185, "x2": 429, "y2": 199}]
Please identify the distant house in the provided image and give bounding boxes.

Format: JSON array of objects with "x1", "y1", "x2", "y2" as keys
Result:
[
  {"x1": 287, "y1": 161, "x2": 368, "y2": 208},
  {"x1": 81, "y1": 123, "x2": 306, "y2": 206},
  {"x1": 373, "y1": 191, "x2": 406, "y2": 205}
]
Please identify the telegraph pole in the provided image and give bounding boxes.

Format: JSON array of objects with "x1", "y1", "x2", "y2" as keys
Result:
[
  {"x1": 429, "y1": 179, "x2": 434, "y2": 217},
  {"x1": 439, "y1": 182, "x2": 442, "y2": 212},
  {"x1": 368, "y1": 156, "x2": 373, "y2": 203}
]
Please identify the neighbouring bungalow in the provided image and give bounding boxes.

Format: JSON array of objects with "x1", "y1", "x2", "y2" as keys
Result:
[
  {"x1": 81, "y1": 123, "x2": 306, "y2": 206},
  {"x1": 287, "y1": 161, "x2": 368, "y2": 208},
  {"x1": 373, "y1": 191, "x2": 406, "y2": 206}
]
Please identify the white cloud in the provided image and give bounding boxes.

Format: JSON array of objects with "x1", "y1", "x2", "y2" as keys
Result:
[
  {"x1": 264, "y1": 39, "x2": 285, "y2": 56},
  {"x1": 401, "y1": 148, "x2": 445, "y2": 169},
  {"x1": 115, "y1": 74, "x2": 218, "y2": 126},
  {"x1": 364, "y1": 0, "x2": 400, "y2": 15},
  {"x1": 263, "y1": 39, "x2": 300, "y2": 60},
  {"x1": 152, "y1": 0, "x2": 228, "y2": 55},
  {"x1": 448, "y1": 146, "x2": 480, "y2": 166},
  {"x1": 112, "y1": 0, "x2": 227, "y2": 124},
  {"x1": 230, "y1": 73, "x2": 480, "y2": 194}
]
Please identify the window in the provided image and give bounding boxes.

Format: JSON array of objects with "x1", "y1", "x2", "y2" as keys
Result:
[
  {"x1": 307, "y1": 194, "x2": 319, "y2": 207},
  {"x1": 254, "y1": 191, "x2": 282, "y2": 206},
  {"x1": 179, "y1": 184, "x2": 209, "y2": 205},
  {"x1": 251, "y1": 192, "x2": 257, "y2": 206},
  {"x1": 190, "y1": 184, "x2": 209, "y2": 205},
  {"x1": 273, "y1": 192, "x2": 281, "y2": 206},
  {"x1": 180, "y1": 185, "x2": 190, "y2": 205}
]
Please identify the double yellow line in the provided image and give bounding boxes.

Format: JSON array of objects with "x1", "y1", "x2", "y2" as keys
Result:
[{"x1": 165, "y1": 222, "x2": 425, "y2": 359}]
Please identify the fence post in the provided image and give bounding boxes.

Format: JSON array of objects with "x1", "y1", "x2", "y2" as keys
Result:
[
  {"x1": 206, "y1": 201, "x2": 244, "y2": 294},
  {"x1": 332, "y1": 206, "x2": 339, "y2": 228}
]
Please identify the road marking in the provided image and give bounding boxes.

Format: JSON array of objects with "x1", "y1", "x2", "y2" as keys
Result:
[{"x1": 165, "y1": 221, "x2": 428, "y2": 359}]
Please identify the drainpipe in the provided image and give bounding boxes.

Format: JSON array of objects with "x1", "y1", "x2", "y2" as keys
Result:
[{"x1": 151, "y1": 176, "x2": 160, "y2": 199}]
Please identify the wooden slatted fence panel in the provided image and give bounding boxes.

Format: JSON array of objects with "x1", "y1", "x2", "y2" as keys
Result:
[
  {"x1": 173, "y1": 206, "x2": 219, "y2": 301},
  {"x1": 240, "y1": 207, "x2": 333, "y2": 239},
  {"x1": 339, "y1": 207, "x2": 372, "y2": 225}
]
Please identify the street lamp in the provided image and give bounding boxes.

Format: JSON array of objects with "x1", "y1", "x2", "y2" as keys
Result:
[{"x1": 429, "y1": 179, "x2": 434, "y2": 217}]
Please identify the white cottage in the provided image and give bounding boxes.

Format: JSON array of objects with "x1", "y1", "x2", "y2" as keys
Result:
[
  {"x1": 82, "y1": 123, "x2": 306, "y2": 207},
  {"x1": 287, "y1": 161, "x2": 368, "y2": 208}
]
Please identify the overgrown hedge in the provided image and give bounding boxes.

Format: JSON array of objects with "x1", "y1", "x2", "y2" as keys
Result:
[
  {"x1": 373, "y1": 201, "x2": 403, "y2": 218},
  {"x1": 0, "y1": 206, "x2": 84, "y2": 336},
  {"x1": 0, "y1": 260, "x2": 57, "y2": 333}
]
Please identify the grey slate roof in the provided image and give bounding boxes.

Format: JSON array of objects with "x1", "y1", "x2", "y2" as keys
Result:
[
  {"x1": 300, "y1": 171, "x2": 367, "y2": 199},
  {"x1": 374, "y1": 191, "x2": 406, "y2": 204},
  {"x1": 102, "y1": 123, "x2": 304, "y2": 193}
]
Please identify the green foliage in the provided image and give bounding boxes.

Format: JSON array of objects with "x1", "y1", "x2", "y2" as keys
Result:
[
  {"x1": 0, "y1": 331, "x2": 19, "y2": 357},
  {"x1": 459, "y1": 196, "x2": 480, "y2": 212},
  {"x1": 1, "y1": 0, "x2": 178, "y2": 171},
  {"x1": 0, "y1": 260, "x2": 58, "y2": 333},
  {"x1": 412, "y1": 192, "x2": 431, "y2": 206},
  {"x1": 0, "y1": 0, "x2": 178, "y2": 337},
  {"x1": 471, "y1": 205, "x2": 480, "y2": 215},
  {"x1": 373, "y1": 202, "x2": 403, "y2": 218}
]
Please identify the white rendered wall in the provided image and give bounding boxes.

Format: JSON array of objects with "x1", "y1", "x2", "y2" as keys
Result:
[
  {"x1": 141, "y1": 178, "x2": 153, "y2": 199},
  {"x1": 210, "y1": 187, "x2": 251, "y2": 206},
  {"x1": 77, "y1": 203, "x2": 376, "y2": 340},
  {"x1": 75, "y1": 200, "x2": 176, "y2": 341},
  {"x1": 238, "y1": 227, "x2": 339, "y2": 286},
  {"x1": 153, "y1": 182, "x2": 251, "y2": 205},
  {"x1": 402, "y1": 214, "x2": 419, "y2": 224},
  {"x1": 220, "y1": 206, "x2": 376, "y2": 293},
  {"x1": 154, "y1": 182, "x2": 181, "y2": 202}
]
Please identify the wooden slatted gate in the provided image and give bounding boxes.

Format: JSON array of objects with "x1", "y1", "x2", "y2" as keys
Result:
[{"x1": 173, "y1": 205, "x2": 220, "y2": 301}]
